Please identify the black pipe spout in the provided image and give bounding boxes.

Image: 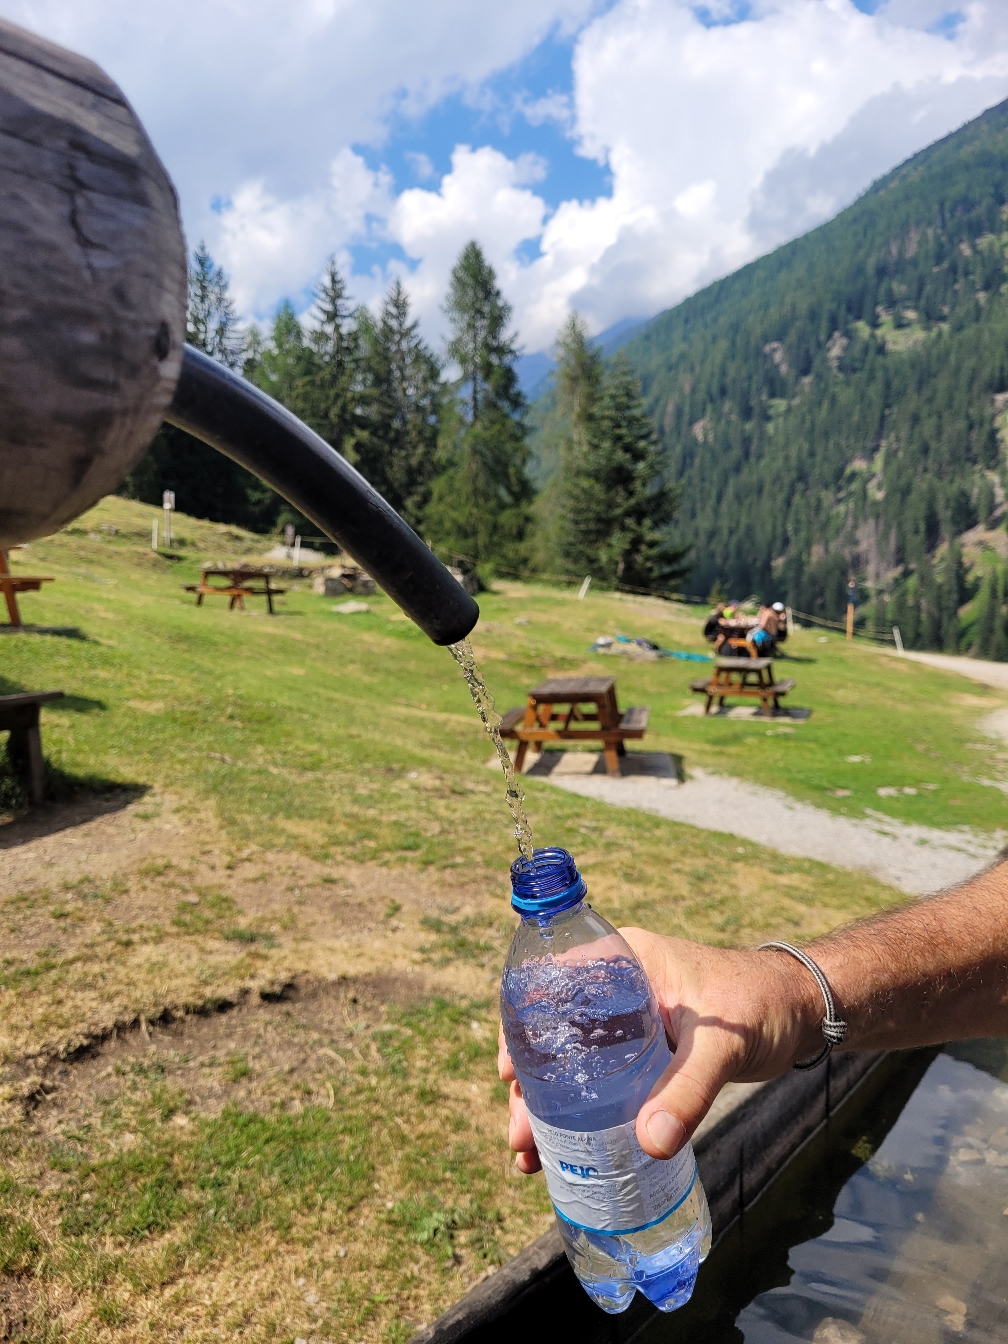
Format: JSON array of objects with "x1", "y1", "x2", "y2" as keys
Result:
[{"x1": 166, "y1": 345, "x2": 479, "y2": 646}]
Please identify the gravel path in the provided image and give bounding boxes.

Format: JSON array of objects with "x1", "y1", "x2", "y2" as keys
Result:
[
  {"x1": 526, "y1": 756, "x2": 1004, "y2": 896},
  {"x1": 895, "y1": 650, "x2": 1008, "y2": 692}
]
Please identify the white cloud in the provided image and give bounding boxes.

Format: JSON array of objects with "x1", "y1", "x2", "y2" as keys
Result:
[
  {"x1": 216, "y1": 149, "x2": 392, "y2": 313},
  {"x1": 387, "y1": 146, "x2": 549, "y2": 327},
  {"x1": 8, "y1": 0, "x2": 1008, "y2": 354},
  {"x1": 541, "y1": 0, "x2": 1008, "y2": 338},
  {"x1": 404, "y1": 151, "x2": 436, "y2": 182}
]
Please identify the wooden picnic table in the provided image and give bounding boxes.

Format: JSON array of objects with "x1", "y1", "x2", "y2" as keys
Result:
[
  {"x1": 690, "y1": 657, "x2": 795, "y2": 717},
  {"x1": 184, "y1": 566, "x2": 287, "y2": 613},
  {"x1": 499, "y1": 675, "x2": 650, "y2": 777},
  {"x1": 0, "y1": 690, "x2": 64, "y2": 803},
  {"x1": 1, "y1": 549, "x2": 55, "y2": 627}
]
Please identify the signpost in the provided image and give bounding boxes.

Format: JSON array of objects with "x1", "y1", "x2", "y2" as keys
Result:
[
  {"x1": 846, "y1": 578, "x2": 856, "y2": 641},
  {"x1": 162, "y1": 490, "x2": 175, "y2": 549}
]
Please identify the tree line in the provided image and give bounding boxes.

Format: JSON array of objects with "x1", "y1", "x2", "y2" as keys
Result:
[{"x1": 123, "y1": 242, "x2": 680, "y2": 590}]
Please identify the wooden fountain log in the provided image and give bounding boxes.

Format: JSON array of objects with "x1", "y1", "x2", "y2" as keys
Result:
[{"x1": 0, "y1": 18, "x2": 187, "y2": 549}]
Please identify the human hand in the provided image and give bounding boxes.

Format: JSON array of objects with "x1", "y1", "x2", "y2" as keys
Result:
[{"x1": 499, "y1": 931, "x2": 820, "y2": 1170}]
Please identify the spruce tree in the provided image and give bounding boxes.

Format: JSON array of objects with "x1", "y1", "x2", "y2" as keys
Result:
[
  {"x1": 974, "y1": 568, "x2": 999, "y2": 657},
  {"x1": 121, "y1": 243, "x2": 280, "y2": 529},
  {"x1": 305, "y1": 257, "x2": 359, "y2": 456},
  {"x1": 994, "y1": 572, "x2": 1008, "y2": 661},
  {"x1": 245, "y1": 301, "x2": 316, "y2": 418},
  {"x1": 559, "y1": 353, "x2": 690, "y2": 590},
  {"x1": 354, "y1": 279, "x2": 442, "y2": 527},
  {"x1": 940, "y1": 540, "x2": 965, "y2": 652},
  {"x1": 424, "y1": 242, "x2": 533, "y2": 573},
  {"x1": 187, "y1": 240, "x2": 243, "y2": 368}
]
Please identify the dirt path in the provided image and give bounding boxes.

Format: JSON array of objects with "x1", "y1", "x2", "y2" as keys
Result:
[
  {"x1": 521, "y1": 756, "x2": 1005, "y2": 896},
  {"x1": 897, "y1": 650, "x2": 1008, "y2": 692}
]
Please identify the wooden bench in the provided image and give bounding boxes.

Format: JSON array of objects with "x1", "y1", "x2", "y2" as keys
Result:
[
  {"x1": 691, "y1": 657, "x2": 795, "y2": 717},
  {"x1": 1, "y1": 549, "x2": 55, "y2": 627},
  {"x1": 499, "y1": 676, "x2": 650, "y2": 776},
  {"x1": 0, "y1": 691, "x2": 64, "y2": 803}
]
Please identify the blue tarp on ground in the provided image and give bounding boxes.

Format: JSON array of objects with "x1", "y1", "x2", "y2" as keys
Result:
[{"x1": 590, "y1": 635, "x2": 711, "y2": 661}]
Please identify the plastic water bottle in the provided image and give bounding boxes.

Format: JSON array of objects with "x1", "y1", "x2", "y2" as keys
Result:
[{"x1": 500, "y1": 847, "x2": 712, "y2": 1314}]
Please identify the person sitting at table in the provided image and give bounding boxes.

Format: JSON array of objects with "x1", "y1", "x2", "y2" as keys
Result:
[
  {"x1": 747, "y1": 602, "x2": 778, "y2": 655},
  {"x1": 702, "y1": 603, "x2": 728, "y2": 652},
  {"x1": 771, "y1": 601, "x2": 788, "y2": 646}
]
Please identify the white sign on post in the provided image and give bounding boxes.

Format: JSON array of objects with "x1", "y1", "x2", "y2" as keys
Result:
[
  {"x1": 293, "y1": 535, "x2": 301, "y2": 567},
  {"x1": 151, "y1": 518, "x2": 158, "y2": 551},
  {"x1": 162, "y1": 490, "x2": 175, "y2": 549}
]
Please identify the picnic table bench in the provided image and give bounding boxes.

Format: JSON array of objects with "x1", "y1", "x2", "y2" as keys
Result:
[
  {"x1": 499, "y1": 676, "x2": 649, "y2": 776},
  {"x1": 1, "y1": 549, "x2": 55, "y2": 627},
  {"x1": 0, "y1": 690, "x2": 64, "y2": 803},
  {"x1": 690, "y1": 657, "x2": 795, "y2": 717},
  {"x1": 184, "y1": 566, "x2": 286, "y2": 613}
]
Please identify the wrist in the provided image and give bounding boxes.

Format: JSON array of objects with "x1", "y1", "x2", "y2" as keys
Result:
[{"x1": 762, "y1": 947, "x2": 832, "y2": 1067}]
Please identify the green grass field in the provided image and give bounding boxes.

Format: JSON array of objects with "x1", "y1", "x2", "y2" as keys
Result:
[{"x1": 1, "y1": 496, "x2": 1005, "y2": 1342}]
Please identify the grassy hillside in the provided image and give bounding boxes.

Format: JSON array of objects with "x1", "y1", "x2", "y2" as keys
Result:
[{"x1": 530, "y1": 97, "x2": 1008, "y2": 650}]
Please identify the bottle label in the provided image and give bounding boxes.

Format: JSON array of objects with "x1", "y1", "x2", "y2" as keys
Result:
[{"x1": 526, "y1": 1113, "x2": 698, "y2": 1235}]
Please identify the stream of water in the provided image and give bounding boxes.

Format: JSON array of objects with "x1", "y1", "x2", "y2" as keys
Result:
[{"x1": 449, "y1": 638, "x2": 534, "y2": 861}]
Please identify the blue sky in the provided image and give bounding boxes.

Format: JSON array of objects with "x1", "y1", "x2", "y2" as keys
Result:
[{"x1": 9, "y1": 0, "x2": 1008, "y2": 359}]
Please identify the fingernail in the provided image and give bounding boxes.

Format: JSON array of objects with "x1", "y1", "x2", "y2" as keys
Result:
[{"x1": 646, "y1": 1110, "x2": 686, "y2": 1157}]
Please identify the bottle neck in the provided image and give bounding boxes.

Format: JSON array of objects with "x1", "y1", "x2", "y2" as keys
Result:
[{"x1": 522, "y1": 896, "x2": 585, "y2": 926}]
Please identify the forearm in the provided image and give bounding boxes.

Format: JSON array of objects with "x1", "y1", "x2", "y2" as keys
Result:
[{"x1": 791, "y1": 860, "x2": 1008, "y2": 1060}]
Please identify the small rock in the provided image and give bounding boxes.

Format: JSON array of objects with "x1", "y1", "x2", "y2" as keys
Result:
[
  {"x1": 876, "y1": 786, "x2": 899, "y2": 797},
  {"x1": 846, "y1": 755, "x2": 871, "y2": 763},
  {"x1": 338, "y1": 1247, "x2": 347, "y2": 1258},
  {"x1": 830, "y1": 789, "x2": 851, "y2": 798},
  {"x1": 304, "y1": 1292, "x2": 319, "y2": 1305},
  {"x1": 812, "y1": 1318, "x2": 865, "y2": 1344},
  {"x1": 902, "y1": 786, "x2": 918, "y2": 795},
  {"x1": 332, "y1": 600, "x2": 370, "y2": 614},
  {"x1": 818, "y1": 636, "x2": 829, "y2": 643},
  {"x1": 514, "y1": 616, "x2": 529, "y2": 625},
  {"x1": 182, "y1": 895, "x2": 200, "y2": 905},
  {"x1": 295, "y1": 1338, "x2": 308, "y2": 1344},
  {"x1": 936, "y1": 1294, "x2": 967, "y2": 1332},
  {"x1": 385, "y1": 1200, "x2": 394, "y2": 1209},
  {"x1": 296, "y1": 1277, "x2": 306, "y2": 1287}
]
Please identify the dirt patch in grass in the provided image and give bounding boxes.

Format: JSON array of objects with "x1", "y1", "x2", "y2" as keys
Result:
[
  {"x1": 0, "y1": 971, "x2": 543, "y2": 1343},
  {"x1": 0, "y1": 789, "x2": 512, "y2": 1085}
]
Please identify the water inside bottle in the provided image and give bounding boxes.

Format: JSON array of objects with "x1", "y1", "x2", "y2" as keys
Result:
[
  {"x1": 502, "y1": 953, "x2": 666, "y2": 1126},
  {"x1": 449, "y1": 637, "x2": 534, "y2": 860}
]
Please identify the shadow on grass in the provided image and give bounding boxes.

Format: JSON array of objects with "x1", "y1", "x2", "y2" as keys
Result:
[
  {"x1": 0, "y1": 772, "x2": 150, "y2": 847},
  {"x1": 0, "y1": 677, "x2": 106, "y2": 713},
  {"x1": 0, "y1": 625, "x2": 89, "y2": 640}
]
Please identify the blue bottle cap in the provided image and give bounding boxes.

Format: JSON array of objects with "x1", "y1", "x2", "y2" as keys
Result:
[{"x1": 510, "y1": 847, "x2": 587, "y2": 916}]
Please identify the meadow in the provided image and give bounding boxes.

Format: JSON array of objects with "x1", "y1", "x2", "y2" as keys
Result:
[{"x1": 1, "y1": 496, "x2": 1005, "y2": 1342}]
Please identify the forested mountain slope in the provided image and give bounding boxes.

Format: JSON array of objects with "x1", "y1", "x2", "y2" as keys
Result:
[{"x1": 533, "y1": 96, "x2": 1008, "y2": 649}]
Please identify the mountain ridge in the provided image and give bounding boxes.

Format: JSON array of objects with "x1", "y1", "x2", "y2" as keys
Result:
[{"x1": 530, "y1": 93, "x2": 1008, "y2": 650}]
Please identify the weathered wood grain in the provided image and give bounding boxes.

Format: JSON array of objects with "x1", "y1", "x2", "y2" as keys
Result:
[{"x1": 0, "y1": 18, "x2": 187, "y2": 548}]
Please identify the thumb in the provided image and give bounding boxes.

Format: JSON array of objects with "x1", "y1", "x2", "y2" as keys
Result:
[{"x1": 636, "y1": 1022, "x2": 742, "y2": 1159}]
